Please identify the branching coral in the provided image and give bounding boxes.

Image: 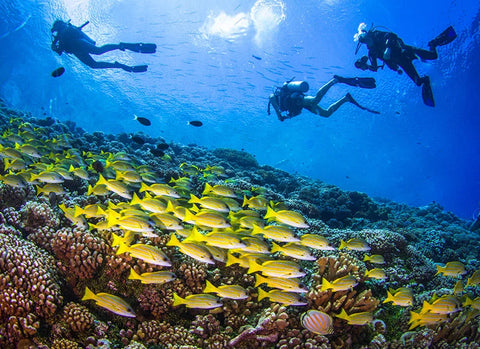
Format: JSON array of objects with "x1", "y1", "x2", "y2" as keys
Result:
[{"x1": 0, "y1": 232, "x2": 63, "y2": 347}]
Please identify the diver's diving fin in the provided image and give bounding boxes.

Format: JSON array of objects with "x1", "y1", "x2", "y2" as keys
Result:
[
  {"x1": 421, "y1": 77, "x2": 435, "y2": 107},
  {"x1": 334, "y1": 75, "x2": 377, "y2": 89},
  {"x1": 130, "y1": 65, "x2": 148, "y2": 73},
  {"x1": 346, "y1": 93, "x2": 380, "y2": 114},
  {"x1": 428, "y1": 26, "x2": 457, "y2": 48},
  {"x1": 119, "y1": 42, "x2": 157, "y2": 54}
]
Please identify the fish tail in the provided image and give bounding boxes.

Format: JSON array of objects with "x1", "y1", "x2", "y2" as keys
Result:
[
  {"x1": 139, "y1": 182, "x2": 149, "y2": 193},
  {"x1": 339, "y1": 240, "x2": 347, "y2": 250},
  {"x1": 172, "y1": 292, "x2": 184, "y2": 306},
  {"x1": 111, "y1": 233, "x2": 123, "y2": 247},
  {"x1": 257, "y1": 287, "x2": 268, "y2": 301},
  {"x1": 264, "y1": 206, "x2": 277, "y2": 220},
  {"x1": 320, "y1": 278, "x2": 332, "y2": 292},
  {"x1": 335, "y1": 309, "x2": 349, "y2": 321},
  {"x1": 254, "y1": 273, "x2": 266, "y2": 287},
  {"x1": 183, "y1": 209, "x2": 195, "y2": 223},
  {"x1": 81, "y1": 286, "x2": 96, "y2": 301},
  {"x1": 435, "y1": 265, "x2": 443, "y2": 276},
  {"x1": 226, "y1": 252, "x2": 238, "y2": 267},
  {"x1": 130, "y1": 192, "x2": 142, "y2": 206},
  {"x1": 383, "y1": 291, "x2": 394, "y2": 303},
  {"x1": 270, "y1": 242, "x2": 282, "y2": 254},
  {"x1": 128, "y1": 268, "x2": 142, "y2": 281},
  {"x1": 421, "y1": 301, "x2": 432, "y2": 313},
  {"x1": 165, "y1": 200, "x2": 175, "y2": 213},
  {"x1": 96, "y1": 174, "x2": 108, "y2": 186},
  {"x1": 185, "y1": 227, "x2": 204, "y2": 242},
  {"x1": 166, "y1": 233, "x2": 181, "y2": 247},
  {"x1": 409, "y1": 311, "x2": 422, "y2": 323},
  {"x1": 68, "y1": 164, "x2": 75, "y2": 172},
  {"x1": 35, "y1": 185, "x2": 44, "y2": 196},
  {"x1": 87, "y1": 184, "x2": 94, "y2": 195},
  {"x1": 203, "y1": 280, "x2": 217, "y2": 294},
  {"x1": 188, "y1": 193, "x2": 201, "y2": 204},
  {"x1": 242, "y1": 195, "x2": 249, "y2": 207},
  {"x1": 463, "y1": 297, "x2": 473, "y2": 307},
  {"x1": 247, "y1": 259, "x2": 262, "y2": 274},
  {"x1": 202, "y1": 183, "x2": 212, "y2": 195},
  {"x1": 73, "y1": 205, "x2": 83, "y2": 218},
  {"x1": 251, "y1": 224, "x2": 263, "y2": 236},
  {"x1": 133, "y1": 114, "x2": 138, "y2": 121},
  {"x1": 363, "y1": 255, "x2": 370, "y2": 262},
  {"x1": 115, "y1": 241, "x2": 129, "y2": 255}
]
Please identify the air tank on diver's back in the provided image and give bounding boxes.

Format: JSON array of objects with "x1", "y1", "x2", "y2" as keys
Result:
[{"x1": 283, "y1": 81, "x2": 309, "y2": 93}]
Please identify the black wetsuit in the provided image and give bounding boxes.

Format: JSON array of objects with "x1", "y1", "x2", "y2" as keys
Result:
[{"x1": 366, "y1": 30, "x2": 438, "y2": 86}]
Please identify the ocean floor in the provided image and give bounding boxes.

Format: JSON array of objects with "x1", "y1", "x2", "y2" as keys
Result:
[{"x1": 0, "y1": 98, "x2": 479, "y2": 348}]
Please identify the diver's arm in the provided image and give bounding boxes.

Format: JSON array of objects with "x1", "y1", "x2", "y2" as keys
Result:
[{"x1": 268, "y1": 94, "x2": 285, "y2": 121}]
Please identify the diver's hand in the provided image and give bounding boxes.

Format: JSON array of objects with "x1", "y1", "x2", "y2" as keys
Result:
[{"x1": 355, "y1": 59, "x2": 368, "y2": 71}]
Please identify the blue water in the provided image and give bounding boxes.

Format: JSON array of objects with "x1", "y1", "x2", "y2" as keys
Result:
[{"x1": 1, "y1": 0, "x2": 479, "y2": 219}]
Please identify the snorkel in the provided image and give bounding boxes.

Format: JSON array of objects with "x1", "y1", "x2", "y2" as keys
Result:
[{"x1": 354, "y1": 22, "x2": 368, "y2": 54}]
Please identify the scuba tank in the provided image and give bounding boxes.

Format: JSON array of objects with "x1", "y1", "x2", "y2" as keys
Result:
[{"x1": 284, "y1": 81, "x2": 309, "y2": 93}]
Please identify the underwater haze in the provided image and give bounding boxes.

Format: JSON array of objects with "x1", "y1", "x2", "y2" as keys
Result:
[{"x1": 1, "y1": 0, "x2": 479, "y2": 219}]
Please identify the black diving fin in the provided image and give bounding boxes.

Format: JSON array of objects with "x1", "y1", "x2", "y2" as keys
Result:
[
  {"x1": 428, "y1": 26, "x2": 457, "y2": 48},
  {"x1": 421, "y1": 77, "x2": 435, "y2": 107},
  {"x1": 334, "y1": 75, "x2": 377, "y2": 89},
  {"x1": 346, "y1": 93, "x2": 380, "y2": 114},
  {"x1": 130, "y1": 65, "x2": 148, "y2": 73},
  {"x1": 120, "y1": 42, "x2": 157, "y2": 54}
]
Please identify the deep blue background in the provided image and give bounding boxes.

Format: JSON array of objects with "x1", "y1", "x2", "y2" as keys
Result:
[{"x1": 1, "y1": 0, "x2": 479, "y2": 219}]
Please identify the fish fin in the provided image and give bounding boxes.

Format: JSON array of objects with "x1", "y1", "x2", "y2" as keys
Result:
[
  {"x1": 247, "y1": 259, "x2": 262, "y2": 274},
  {"x1": 383, "y1": 291, "x2": 394, "y2": 303},
  {"x1": 139, "y1": 182, "x2": 149, "y2": 193},
  {"x1": 166, "y1": 233, "x2": 181, "y2": 247},
  {"x1": 435, "y1": 265, "x2": 443, "y2": 276},
  {"x1": 188, "y1": 193, "x2": 200, "y2": 204},
  {"x1": 320, "y1": 278, "x2": 332, "y2": 292},
  {"x1": 251, "y1": 224, "x2": 263, "y2": 236},
  {"x1": 96, "y1": 174, "x2": 108, "y2": 186},
  {"x1": 335, "y1": 308, "x2": 349, "y2": 320},
  {"x1": 128, "y1": 268, "x2": 141, "y2": 281},
  {"x1": 242, "y1": 195, "x2": 249, "y2": 207},
  {"x1": 202, "y1": 183, "x2": 212, "y2": 195},
  {"x1": 254, "y1": 273, "x2": 266, "y2": 287},
  {"x1": 270, "y1": 242, "x2": 282, "y2": 253},
  {"x1": 116, "y1": 242, "x2": 129, "y2": 255},
  {"x1": 264, "y1": 206, "x2": 276, "y2": 220},
  {"x1": 172, "y1": 292, "x2": 184, "y2": 306},
  {"x1": 203, "y1": 280, "x2": 217, "y2": 294},
  {"x1": 338, "y1": 240, "x2": 347, "y2": 250},
  {"x1": 257, "y1": 287, "x2": 268, "y2": 301},
  {"x1": 82, "y1": 286, "x2": 96, "y2": 301},
  {"x1": 226, "y1": 252, "x2": 238, "y2": 267}
]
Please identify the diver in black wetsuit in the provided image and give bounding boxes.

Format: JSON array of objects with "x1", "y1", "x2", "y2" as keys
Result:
[
  {"x1": 268, "y1": 76, "x2": 379, "y2": 122},
  {"x1": 51, "y1": 20, "x2": 157, "y2": 73},
  {"x1": 354, "y1": 23, "x2": 457, "y2": 107}
]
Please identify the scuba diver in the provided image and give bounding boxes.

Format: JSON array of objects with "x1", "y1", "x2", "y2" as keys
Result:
[
  {"x1": 354, "y1": 23, "x2": 457, "y2": 107},
  {"x1": 268, "y1": 75, "x2": 379, "y2": 122},
  {"x1": 51, "y1": 20, "x2": 157, "y2": 73}
]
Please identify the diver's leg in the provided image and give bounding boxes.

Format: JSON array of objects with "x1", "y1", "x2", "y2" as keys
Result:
[
  {"x1": 311, "y1": 78, "x2": 338, "y2": 104},
  {"x1": 317, "y1": 96, "x2": 350, "y2": 117},
  {"x1": 398, "y1": 59, "x2": 423, "y2": 86},
  {"x1": 411, "y1": 46, "x2": 438, "y2": 60},
  {"x1": 91, "y1": 44, "x2": 121, "y2": 55}
]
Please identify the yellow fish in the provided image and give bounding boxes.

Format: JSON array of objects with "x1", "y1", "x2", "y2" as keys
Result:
[
  {"x1": 251, "y1": 224, "x2": 299, "y2": 243},
  {"x1": 202, "y1": 183, "x2": 237, "y2": 198},
  {"x1": 435, "y1": 261, "x2": 466, "y2": 278},
  {"x1": 254, "y1": 274, "x2": 307, "y2": 293},
  {"x1": 111, "y1": 232, "x2": 136, "y2": 247},
  {"x1": 82, "y1": 287, "x2": 135, "y2": 317},
  {"x1": 105, "y1": 159, "x2": 135, "y2": 172},
  {"x1": 247, "y1": 259, "x2": 305, "y2": 278},
  {"x1": 339, "y1": 238, "x2": 370, "y2": 251},
  {"x1": 116, "y1": 242, "x2": 171, "y2": 267},
  {"x1": 140, "y1": 182, "x2": 180, "y2": 198},
  {"x1": 363, "y1": 254, "x2": 385, "y2": 264},
  {"x1": 242, "y1": 195, "x2": 268, "y2": 210},
  {"x1": 320, "y1": 275, "x2": 358, "y2": 292},
  {"x1": 453, "y1": 280, "x2": 464, "y2": 295},
  {"x1": 420, "y1": 295, "x2": 460, "y2": 315},
  {"x1": 264, "y1": 207, "x2": 309, "y2": 228},
  {"x1": 271, "y1": 242, "x2": 316, "y2": 261},
  {"x1": 172, "y1": 292, "x2": 222, "y2": 309},
  {"x1": 0, "y1": 172, "x2": 27, "y2": 188},
  {"x1": 107, "y1": 214, "x2": 154, "y2": 234},
  {"x1": 364, "y1": 268, "x2": 387, "y2": 280},
  {"x1": 466, "y1": 270, "x2": 480, "y2": 287},
  {"x1": 128, "y1": 268, "x2": 176, "y2": 285},
  {"x1": 68, "y1": 165, "x2": 89, "y2": 180},
  {"x1": 203, "y1": 280, "x2": 248, "y2": 300},
  {"x1": 185, "y1": 227, "x2": 245, "y2": 249},
  {"x1": 408, "y1": 311, "x2": 447, "y2": 329},
  {"x1": 115, "y1": 170, "x2": 142, "y2": 184},
  {"x1": 463, "y1": 296, "x2": 480, "y2": 310},
  {"x1": 237, "y1": 237, "x2": 270, "y2": 254},
  {"x1": 203, "y1": 244, "x2": 227, "y2": 263},
  {"x1": 257, "y1": 288, "x2": 307, "y2": 306},
  {"x1": 36, "y1": 183, "x2": 65, "y2": 196},
  {"x1": 31, "y1": 171, "x2": 65, "y2": 184},
  {"x1": 335, "y1": 309, "x2": 372, "y2": 325},
  {"x1": 183, "y1": 210, "x2": 231, "y2": 229},
  {"x1": 299, "y1": 234, "x2": 334, "y2": 251},
  {"x1": 96, "y1": 174, "x2": 132, "y2": 199},
  {"x1": 383, "y1": 290, "x2": 413, "y2": 307},
  {"x1": 58, "y1": 203, "x2": 87, "y2": 228},
  {"x1": 87, "y1": 184, "x2": 109, "y2": 196},
  {"x1": 166, "y1": 234, "x2": 215, "y2": 264},
  {"x1": 188, "y1": 194, "x2": 229, "y2": 213},
  {"x1": 149, "y1": 212, "x2": 183, "y2": 231},
  {"x1": 179, "y1": 162, "x2": 200, "y2": 176}
]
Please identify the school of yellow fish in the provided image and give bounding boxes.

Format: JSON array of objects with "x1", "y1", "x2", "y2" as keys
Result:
[{"x1": 1, "y1": 118, "x2": 479, "y2": 335}]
